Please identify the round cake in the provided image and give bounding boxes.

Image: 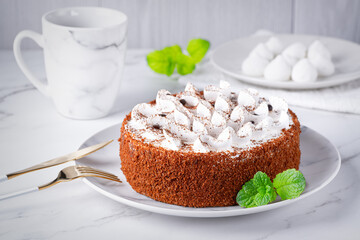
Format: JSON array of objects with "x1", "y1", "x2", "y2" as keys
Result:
[{"x1": 119, "y1": 81, "x2": 301, "y2": 207}]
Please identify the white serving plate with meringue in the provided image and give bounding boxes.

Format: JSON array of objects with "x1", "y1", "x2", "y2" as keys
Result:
[
  {"x1": 77, "y1": 121, "x2": 341, "y2": 218},
  {"x1": 211, "y1": 34, "x2": 360, "y2": 89}
]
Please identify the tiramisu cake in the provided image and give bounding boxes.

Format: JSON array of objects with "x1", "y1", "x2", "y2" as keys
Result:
[{"x1": 119, "y1": 81, "x2": 301, "y2": 207}]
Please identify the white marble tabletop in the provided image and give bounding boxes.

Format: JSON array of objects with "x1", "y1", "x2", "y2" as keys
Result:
[{"x1": 0, "y1": 49, "x2": 359, "y2": 240}]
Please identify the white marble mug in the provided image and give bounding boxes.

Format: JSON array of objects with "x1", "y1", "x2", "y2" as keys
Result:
[{"x1": 14, "y1": 7, "x2": 127, "y2": 119}]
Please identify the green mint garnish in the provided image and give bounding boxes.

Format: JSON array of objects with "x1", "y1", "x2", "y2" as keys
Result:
[
  {"x1": 187, "y1": 39, "x2": 210, "y2": 63},
  {"x1": 236, "y1": 169, "x2": 306, "y2": 208},
  {"x1": 162, "y1": 45, "x2": 182, "y2": 62},
  {"x1": 146, "y1": 38, "x2": 210, "y2": 76},
  {"x1": 273, "y1": 169, "x2": 306, "y2": 200},
  {"x1": 146, "y1": 49, "x2": 176, "y2": 76},
  {"x1": 236, "y1": 171, "x2": 277, "y2": 208},
  {"x1": 176, "y1": 53, "x2": 196, "y2": 75}
]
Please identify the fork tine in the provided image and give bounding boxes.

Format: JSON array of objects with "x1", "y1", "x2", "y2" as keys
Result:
[
  {"x1": 81, "y1": 172, "x2": 120, "y2": 180},
  {"x1": 76, "y1": 166, "x2": 119, "y2": 178},
  {"x1": 77, "y1": 167, "x2": 117, "y2": 176},
  {"x1": 80, "y1": 174, "x2": 122, "y2": 183},
  {"x1": 79, "y1": 170, "x2": 118, "y2": 179},
  {"x1": 75, "y1": 166, "x2": 121, "y2": 182}
]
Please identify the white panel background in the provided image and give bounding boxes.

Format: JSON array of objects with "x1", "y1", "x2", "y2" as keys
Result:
[{"x1": 0, "y1": 0, "x2": 359, "y2": 50}]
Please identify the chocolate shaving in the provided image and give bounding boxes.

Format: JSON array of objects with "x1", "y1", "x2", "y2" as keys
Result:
[
  {"x1": 159, "y1": 113, "x2": 167, "y2": 117},
  {"x1": 180, "y1": 99, "x2": 187, "y2": 105},
  {"x1": 268, "y1": 104, "x2": 273, "y2": 111},
  {"x1": 153, "y1": 124, "x2": 161, "y2": 130}
]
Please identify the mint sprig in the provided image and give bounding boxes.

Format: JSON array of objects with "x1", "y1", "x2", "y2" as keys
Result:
[
  {"x1": 187, "y1": 39, "x2": 210, "y2": 63},
  {"x1": 146, "y1": 38, "x2": 210, "y2": 76},
  {"x1": 176, "y1": 53, "x2": 195, "y2": 75},
  {"x1": 273, "y1": 169, "x2": 306, "y2": 200},
  {"x1": 146, "y1": 45, "x2": 181, "y2": 76},
  {"x1": 236, "y1": 172, "x2": 277, "y2": 208},
  {"x1": 236, "y1": 169, "x2": 306, "y2": 208}
]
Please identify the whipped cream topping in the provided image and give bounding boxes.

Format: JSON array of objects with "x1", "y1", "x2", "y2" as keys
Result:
[{"x1": 126, "y1": 81, "x2": 293, "y2": 152}]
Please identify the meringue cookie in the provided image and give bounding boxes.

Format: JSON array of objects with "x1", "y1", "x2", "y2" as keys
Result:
[
  {"x1": 148, "y1": 115, "x2": 169, "y2": 129},
  {"x1": 184, "y1": 82, "x2": 198, "y2": 93},
  {"x1": 219, "y1": 80, "x2": 231, "y2": 89},
  {"x1": 282, "y1": 53, "x2": 298, "y2": 67},
  {"x1": 255, "y1": 116, "x2": 274, "y2": 130},
  {"x1": 249, "y1": 43, "x2": 274, "y2": 61},
  {"x1": 237, "y1": 91, "x2": 256, "y2": 108},
  {"x1": 264, "y1": 55, "x2": 291, "y2": 81},
  {"x1": 291, "y1": 59, "x2": 318, "y2": 83},
  {"x1": 308, "y1": 53, "x2": 335, "y2": 77},
  {"x1": 204, "y1": 85, "x2": 220, "y2": 102},
  {"x1": 211, "y1": 111, "x2": 226, "y2": 127},
  {"x1": 282, "y1": 42, "x2": 307, "y2": 60},
  {"x1": 163, "y1": 130, "x2": 181, "y2": 150},
  {"x1": 201, "y1": 135, "x2": 230, "y2": 150},
  {"x1": 265, "y1": 37, "x2": 283, "y2": 55},
  {"x1": 132, "y1": 103, "x2": 156, "y2": 119},
  {"x1": 219, "y1": 80, "x2": 231, "y2": 99},
  {"x1": 247, "y1": 88, "x2": 259, "y2": 96},
  {"x1": 268, "y1": 96, "x2": 288, "y2": 112},
  {"x1": 197, "y1": 103, "x2": 211, "y2": 119},
  {"x1": 156, "y1": 89, "x2": 176, "y2": 112},
  {"x1": 253, "y1": 102, "x2": 269, "y2": 116},
  {"x1": 230, "y1": 106, "x2": 245, "y2": 122},
  {"x1": 242, "y1": 54, "x2": 269, "y2": 77},
  {"x1": 237, "y1": 122, "x2": 254, "y2": 138},
  {"x1": 193, "y1": 138, "x2": 207, "y2": 153},
  {"x1": 174, "y1": 109, "x2": 190, "y2": 128},
  {"x1": 217, "y1": 127, "x2": 235, "y2": 142},
  {"x1": 215, "y1": 96, "x2": 230, "y2": 112},
  {"x1": 277, "y1": 111, "x2": 290, "y2": 129},
  {"x1": 168, "y1": 123, "x2": 197, "y2": 143},
  {"x1": 192, "y1": 119, "x2": 208, "y2": 135},
  {"x1": 180, "y1": 95, "x2": 199, "y2": 107},
  {"x1": 308, "y1": 40, "x2": 331, "y2": 60}
]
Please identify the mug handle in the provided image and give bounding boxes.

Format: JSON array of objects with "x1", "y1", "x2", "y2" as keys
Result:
[{"x1": 13, "y1": 30, "x2": 50, "y2": 97}]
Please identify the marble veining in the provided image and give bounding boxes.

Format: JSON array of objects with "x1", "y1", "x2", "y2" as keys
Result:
[
  {"x1": 0, "y1": 50, "x2": 359, "y2": 240},
  {"x1": 40, "y1": 19, "x2": 127, "y2": 119},
  {"x1": 69, "y1": 30, "x2": 127, "y2": 50}
]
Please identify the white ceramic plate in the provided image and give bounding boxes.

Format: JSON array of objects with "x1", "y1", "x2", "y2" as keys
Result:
[
  {"x1": 211, "y1": 34, "x2": 360, "y2": 89},
  {"x1": 78, "y1": 123, "x2": 341, "y2": 218}
]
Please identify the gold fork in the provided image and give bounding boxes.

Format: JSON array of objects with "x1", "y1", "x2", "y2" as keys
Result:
[{"x1": 0, "y1": 165, "x2": 121, "y2": 201}]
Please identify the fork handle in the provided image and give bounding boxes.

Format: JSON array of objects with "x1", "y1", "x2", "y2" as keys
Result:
[
  {"x1": 0, "y1": 175, "x2": 8, "y2": 183},
  {"x1": 0, "y1": 187, "x2": 39, "y2": 201}
]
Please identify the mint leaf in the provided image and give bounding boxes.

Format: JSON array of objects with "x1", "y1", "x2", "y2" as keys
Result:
[
  {"x1": 147, "y1": 39, "x2": 210, "y2": 76},
  {"x1": 176, "y1": 53, "x2": 196, "y2": 75},
  {"x1": 236, "y1": 172, "x2": 276, "y2": 208},
  {"x1": 187, "y1": 39, "x2": 210, "y2": 63},
  {"x1": 163, "y1": 45, "x2": 182, "y2": 62},
  {"x1": 273, "y1": 169, "x2": 306, "y2": 200},
  {"x1": 146, "y1": 49, "x2": 176, "y2": 76}
]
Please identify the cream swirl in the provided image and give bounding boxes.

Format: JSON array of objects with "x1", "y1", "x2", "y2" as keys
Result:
[{"x1": 126, "y1": 81, "x2": 293, "y2": 152}]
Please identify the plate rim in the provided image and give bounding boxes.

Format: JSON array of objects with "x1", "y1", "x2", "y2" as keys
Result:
[
  {"x1": 79, "y1": 123, "x2": 341, "y2": 218},
  {"x1": 211, "y1": 34, "x2": 360, "y2": 90}
]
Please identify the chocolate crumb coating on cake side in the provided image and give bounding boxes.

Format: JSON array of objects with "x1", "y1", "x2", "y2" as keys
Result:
[{"x1": 119, "y1": 110, "x2": 301, "y2": 208}]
